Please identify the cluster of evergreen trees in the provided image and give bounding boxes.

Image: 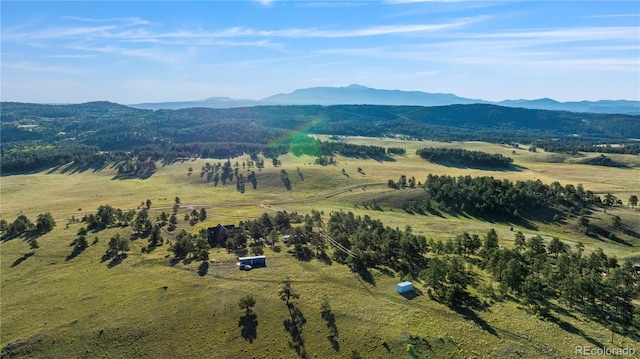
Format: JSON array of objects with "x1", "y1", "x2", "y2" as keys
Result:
[
  {"x1": 416, "y1": 148, "x2": 513, "y2": 168},
  {"x1": 419, "y1": 174, "x2": 600, "y2": 218},
  {"x1": 386, "y1": 147, "x2": 406, "y2": 155},
  {"x1": 116, "y1": 157, "x2": 157, "y2": 178},
  {"x1": 286, "y1": 134, "x2": 395, "y2": 160},
  {"x1": 315, "y1": 210, "x2": 638, "y2": 332},
  {"x1": 0, "y1": 138, "x2": 394, "y2": 173},
  {"x1": 0, "y1": 212, "x2": 56, "y2": 239},
  {"x1": 0, "y1": 143, "x2": 129, "y2": 173},
  {"x1": 194, "y1": 159, "x2": 260, "y2": 192},
  {"x1": 480, "y1": 231, "x2": 638, "y2": 331},
  {"x1": 533, "y1": 139, "x2": 640, "y2": 155},
  {"x1": 169, "y1": 229, "x2": 211, "y2": 261},
  {"x1": 326, "y1": 212, "x2": 428, "y2": 275},
  {"x1": 319, "y1": 141, "x2": 388, "y2": 159},
  {"x1": 230, "y1": 211, "x2": 322, "y2": 260}
]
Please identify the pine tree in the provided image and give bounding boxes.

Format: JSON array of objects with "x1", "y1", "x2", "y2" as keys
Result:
[{"x1": 35, "y1": 212, "x2": 56, "y2": 234}]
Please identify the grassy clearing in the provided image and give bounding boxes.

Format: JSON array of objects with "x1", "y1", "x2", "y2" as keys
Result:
[
  {"x1": 3, "y1": 223, "x2": 638, "y2": 358},
  {"x1": 2, "y1": 137, "x2": 639, "y2": 358}
]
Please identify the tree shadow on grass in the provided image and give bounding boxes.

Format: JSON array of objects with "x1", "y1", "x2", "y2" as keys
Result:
[
  {"x1": 317, "y1": 252, "x2": 332, "y2": 265},
  {"x1": 111, "y1": 170, "x2": 155, "y2": 180},
  {"x1": 321, "y1": 302, "x2": 340, "y2": 351},
  {"x1": 101, "y1": 253, "x2": 127, "y2": 268},
  {"x1": 65, "y1": 242, "x2": 88, "y2": 261},
  {"x1": 284, "y1": 305, "x2": 308, "y2": 359},
  {"x1": 547, "y1": 315, "x2": 604, "y2": 348},
  {"x1": 11, "y1": 252, "x2": 34, "y2": 267},
  {"x1": 197, "y1": 261, "x2": 209, "y2": 276},
  {"x1": 455, "y1": 306, "x2": 499, "y2": 337},
  {"x1": 357, "y1": 268, "x2": 376, "y2": 286},
  {"x1": 293, "y1": 246, "x2": 314, "y2": 262},
  {"x1": 270, "y1": 245, "x2": 282, "y2": 253},
  {"x1": 545, "y1": 301, "x2": 578, "y2": 321},
  {"x1": 144, "y1": 242, "x2": 160, "y2": 253},
  {"x1": 619, "y1": 226, "x2": 640, "y2": 239},
  {"x1": 238, "y1": 313, "x2": 258, "y2": 343},
  {"x1": 376, "y1": 266, "x2": 395, "y2": 278}
]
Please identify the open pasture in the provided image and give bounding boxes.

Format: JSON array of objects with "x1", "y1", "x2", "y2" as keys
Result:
[{"x1": 1, "y1": 137, "x2": 639, "y2": 358}]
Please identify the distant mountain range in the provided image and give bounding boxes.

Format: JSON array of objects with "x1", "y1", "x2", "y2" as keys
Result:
[{"x1": 128, "y1": 84, "x2": 640, "y2": 115}]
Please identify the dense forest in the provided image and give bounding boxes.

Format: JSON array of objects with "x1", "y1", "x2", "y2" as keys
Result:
[
  {"x1": 323, "y1": 211, "x2": 639, "y2": 337},
  {"x1": 2, "y1": 102, "x2": 639, "y2": 173},
  {"x1": 416, "y1": 148, "x2": 513, "y2": 168},
  {"x1": 387, "y1": 174, "x2": 603, "y2": 222},
  {"x1": 187, "y1": 206, "x2": 639, "y2": 338}
]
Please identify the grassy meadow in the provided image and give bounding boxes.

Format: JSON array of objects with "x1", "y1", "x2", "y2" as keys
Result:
[{"x1": 1, "y1": 136, "x2": 639, "y2": 358}]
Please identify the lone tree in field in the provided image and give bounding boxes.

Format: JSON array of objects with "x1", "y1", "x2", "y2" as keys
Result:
[
  {"x1": 279, "y1": 278, "x2": 300, "y2": 308},
  {"x1": 279, "y1": 278, "x2": 307, "y2": 357},
  {"x1": 612, "y1": 215, "x2": 622, "y2": 228},
  {"x1": 28, "y1": 238, "x2": 40, "y2": 252},
  {"x1": 628, "y1": 195, "x2": 638, "y2": 208},
  {"x1": 35, "y1": 212, "x2": 56, "y2": 234},
  {"x1": 480, "y1": 228, "x2": 499, "y2": 258},
  {"x1": 238, "y1": 294, "x2": 259, "y2": 343},
  {"x1": 603, "y1": 193, "x2": 618, "y2": 206},
  {"x1": 239, "y1": 295, "x2": 256, "y2": 315},
  {"x1": 106, "y1": 233, "x2": 129, "y2": 258},
  {"x1": 169, "y1": 213, "x2": 178, "y2": 230},
  {"x1": 0, "y1": 219, "x2": 8, "y2": 235},
  {"x1": 578, "y1": 216, "x2": 590, "y2": 233},
  {"x1": 548, "y1": 237, "x2": 567, "y2": 259},
  {"x1": 320, "y1": 298, "x2": 339, "y2": 350},
  {"x1": 148, "y1": 224, "x2": 163, "y2": 248},
  {"x1": 146, "y1": 199, "x2": 152, "y2": 209}
]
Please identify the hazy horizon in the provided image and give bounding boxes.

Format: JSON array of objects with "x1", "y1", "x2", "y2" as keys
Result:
[{"x1": 2, "y1": 1, "x2": 639, "y2": 104}]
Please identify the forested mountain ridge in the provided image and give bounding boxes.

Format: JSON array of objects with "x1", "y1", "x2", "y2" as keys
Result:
[
  {"x1": 2, "y1": 102, "x2": 639, "y2": 173},
  {"x1": 128, "y1": 84, "x2": 640, "y2": 114},
  {"x1": 3, "y1": 102, "x2": 639, "y2": 142}
]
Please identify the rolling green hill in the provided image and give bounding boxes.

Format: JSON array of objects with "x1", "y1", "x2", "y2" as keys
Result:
[
  {"x1": 3, "y1": 102, "x2": 640, "y2": 174},
  {"x1": 1, "y1": 136, "x2": 639, "y2": 358}
]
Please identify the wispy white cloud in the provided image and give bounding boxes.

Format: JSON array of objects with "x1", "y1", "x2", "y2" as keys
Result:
[
  {"x1": 2, "y1": 62, "x2": 85, "y2": 74},
  {"x1": 310, "y1": 23, "x2": 639, "y2": 73},
  {"x1": 3, "y1": 1, "x2": 637, "y2": 102},
  {"x1": 3, "y1": 15, "x2": 487, "y2": 44},
  {"x1": 472, "y1": 26, "x2": 639, "y2": 42},
  {"x1": 3, "y1": 25, "x2": 119, "y2": 41},
  {"x1": 65, "y1": 43, "x2": 195, "y2": 65},
  {"x1": 63, "y1": 16, "x2": 154, "y2": 25},
  {"x1": 295, "y1": 2, "x2": 367, "y2": 8},
  {"x1": 255, "y1": 0, "x2": 275, "y2": 6},
  {"x1": 385, "y1": 0, "x2": 472, "y2": 3},
  {"x1": 257, "y1": 17, "x2": 485, "y2": 37},
  {"x1": 579, "y1": 13, "x2": 640, "y2": 19},
  {"x1": 46, "y1": 54, "x2": 99, "y2": 59}
]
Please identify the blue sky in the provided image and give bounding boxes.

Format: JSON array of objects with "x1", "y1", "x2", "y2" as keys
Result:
[{"x1": 2, "y1": 1, "x2": 639, "y2": 103}]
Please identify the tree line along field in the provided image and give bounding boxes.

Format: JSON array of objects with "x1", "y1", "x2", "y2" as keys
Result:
[{"x1": 1, "y1": 136, "x2": 639, "y2": 358}]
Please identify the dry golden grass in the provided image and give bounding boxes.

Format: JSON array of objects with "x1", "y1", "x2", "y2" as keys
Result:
[{"x1": 1, "y1": 136, "x2": 639, "y2": 358}]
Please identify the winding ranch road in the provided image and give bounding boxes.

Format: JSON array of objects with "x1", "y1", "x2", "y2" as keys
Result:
[
  {"x1": 153, "y1": 182, "x2": 388, "y2": 212},
  {"x1": 60, "y1": 182, "x2": 389, "y2": 222}
]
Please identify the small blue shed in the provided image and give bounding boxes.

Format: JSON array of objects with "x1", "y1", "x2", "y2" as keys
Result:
[
  {"x1": 396, "y1": 281, "x2": 413, "y2": 293},
  {"x1": 238, "y1": 255, "x2": 266, "y2": 268}
]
